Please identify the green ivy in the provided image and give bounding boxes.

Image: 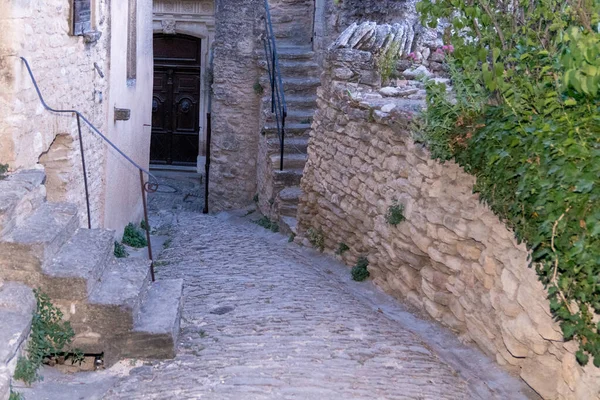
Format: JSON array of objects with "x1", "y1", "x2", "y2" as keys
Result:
[
  {"x1": 122, "y1": 223, "x2": 147, "y2": 248},
  {"x1": 416, "y1": 0, "x2": 600, "y2": 366},
  {"x1": 14, "y1": 290, "x2": 83, "y2": 385}
]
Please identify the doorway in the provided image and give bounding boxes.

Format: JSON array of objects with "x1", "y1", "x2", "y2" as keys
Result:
[{"x1": 151, "y1": 34, "x2": 201, "y2": 167}]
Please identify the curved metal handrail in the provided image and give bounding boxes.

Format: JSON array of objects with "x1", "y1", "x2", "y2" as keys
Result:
[{"x1": 19, "y1": 57, "x2": 157, "y2": 281}]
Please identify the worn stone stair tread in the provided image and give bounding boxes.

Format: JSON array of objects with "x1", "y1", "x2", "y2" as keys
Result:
[
  {"x1": 0, "y1": 283, "x2": 35, "y2": 366},
  {"x1": 42, "y1": 229, "x2": 116, "y2": 299},
  {"x1": 5, "y1": 202, "x2": 78, "y2": 245},
  {"x1": 271, "y1": 153, "x2": 308, "y2": 170},
  {"x1": 134, "y1": 279, "x2": 183, "y2": 334},
  {"x1": 264, "y1": 122, "x2": 312, "y2": 135},
  {"x1": 280, "y1": 216, "x2": 298, "y2": 235},
  {"x1": 119, "y1": 279, "x2": 183, "y2": 360},
  {"x1": 278, "y1": 186, "x2": 303, "y2": 202},
  {"x1": 89, "y1": 258, "x2": 152, "y2": 313},
  {"x1": 0, "y1": 169, "x2": 46, "y2": 235}
]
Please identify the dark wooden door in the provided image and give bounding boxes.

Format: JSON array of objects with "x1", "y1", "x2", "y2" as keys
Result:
[{"x1": 151, "y1": 34, "x2": 201, "y2": 166}]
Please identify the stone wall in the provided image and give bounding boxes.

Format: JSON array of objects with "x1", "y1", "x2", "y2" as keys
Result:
[
  {"x1": 209, "y1": 0, "x2": 262, "y2": 211},
  {"x1": 296, "y1": 45, "x2": 600, "y2": 400},
  {"x1": 0, "y1": 0, "x2": 110, "y2": 227}
]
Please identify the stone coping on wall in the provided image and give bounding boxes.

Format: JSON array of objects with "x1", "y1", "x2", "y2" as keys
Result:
[{"x1": 296, "y1": 54, "x2": 600, "y2": 398}]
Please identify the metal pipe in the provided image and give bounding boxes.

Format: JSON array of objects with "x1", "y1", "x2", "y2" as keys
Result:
[
  {"x1": 140, "y1": 170, "x2": 155, "y2": 282},
  {"x1": 76, "y1": 115, "x2": 92, "y2": 228}
]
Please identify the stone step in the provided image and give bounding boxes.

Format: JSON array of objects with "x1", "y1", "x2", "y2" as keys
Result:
[
  {"x1": 282, "y1": 76, "x2": 320, "y2": 94},
  {"x1": 274, "y1": 168, "x2": 304, "y2": 189},
  {"x1": 271, "y1": 153, "x2": 308, "y2": 170},
  {"x1": 279, "y1": 216, "x2": 298, "y2": 236},
  {"x1": 263, "y1": 122, "x2": 312, "y2": 137},
  {"x1": 275, "y1": 46, "x2": 315, "y2": 60},
  {"x1": 278, "y1": 59, "x2": 320, "y2": 77},
  {"x1": 0, "y1": 169, "x2": 46, "y2": 236},
  {"x1": 75, "y1": 258, "x2": 152, "y2": 345},
  {"x1": 278, "y1": 186, "x2": 302, "y2": 218},
  {"x1": 267, "y1": 137, "x2": 309, "y2": 156},
  {"x1": 262, "y1": 94, "x2": 318, "y2": 111},
  {"x1": 41, "y1": 229, "x2": 115, "y2": 301},
  {"x1": 267, "y1": 108, "x2": 315, "y2": 125},
  {"x1": 0, "y1": 202, "x2": 79, "y2": 276},
  {"x1": 116, "y1": 279, "x2": 184, "y2": 361},
  {"x1": 0, "y1": 282, "x2": 35, "y2": 400}
]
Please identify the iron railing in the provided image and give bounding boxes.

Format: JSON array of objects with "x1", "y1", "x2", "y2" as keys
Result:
[
  {"x1": 20, "y1": 57, "x2": 157, "y2": 282},
  {"x1": 262, "y1": 0, "x2": 287, "y2": 171}
]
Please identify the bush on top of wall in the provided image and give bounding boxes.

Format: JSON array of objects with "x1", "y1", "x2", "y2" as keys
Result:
[{"x1": 416, "y1": 0, "x2": 600, "y2": 366}]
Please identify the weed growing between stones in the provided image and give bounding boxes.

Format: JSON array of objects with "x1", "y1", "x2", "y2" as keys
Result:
[
  {"x1": 114, "y1": 241, "x2": 128, "y2": 258},
  {"x1": 253, "y1": 194, "x2": 259, "y2": 203},
  {"x1": 122, "y1": 223, "x2": 147, "y2": 248},
  {"x1": 253, "y1": 79, "x2": 264, "y2": 96},
  {"x1": 386, "y1": 202, "x2": 406, "y2": 226},
  {"x1": 140, "y1": 220, "x2": 149, "y2": 231},
  {"x1": 14, "y1": 290, "x2": 83, "y2": 385},
  {"x1": 351, "y1": 256, "x2": 370, "y2": 281},
  {"x1": 307, "y1": 227, "x2": 325, "y2": 252},
  {"x1": 9, "y1": 390, "x2": 23, "y2": 400},
  {"x1": 0, "y1": 163, "x2": 8, "y2": 180},
  {"x1": 336, "y1": 242, "x2": 350, "y2": 255},
  {"x1": 256, "y1": 216, "x2": 279, "y2": 233},
  {"x1": 377, "y1": 41, "x2": 401, "y2": 85},
  {"x1": 163, "y1": 238, "x2": 172, "y2": 249},
  {"x1": 288, "y1": 233, "x2": 296, "y2": 243}
]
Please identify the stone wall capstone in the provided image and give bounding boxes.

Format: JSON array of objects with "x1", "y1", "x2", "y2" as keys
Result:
[{"x1": 296, "y1": 39, "x2": 600, "y2": 400}]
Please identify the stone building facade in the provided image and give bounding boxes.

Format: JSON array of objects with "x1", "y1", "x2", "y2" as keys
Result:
[
  {"x1": 295, "y1": 29, "x2": 600, "y2": 400},
  {"x1": 0, "y1": 0, "x2": 154, "y2": 234}
]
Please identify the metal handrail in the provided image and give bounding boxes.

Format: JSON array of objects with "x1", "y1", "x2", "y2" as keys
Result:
[
  {"x1": 262, "y1": 0, "x2": 287, "y2": 171},
  {"x1": 20, "y1": 57, "x2": 157, "y2": 281}
]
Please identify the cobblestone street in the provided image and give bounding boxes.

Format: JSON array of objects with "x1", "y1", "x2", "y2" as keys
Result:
[{"x1": 18, "y1": 173, "x2": 536, "y2": 400}]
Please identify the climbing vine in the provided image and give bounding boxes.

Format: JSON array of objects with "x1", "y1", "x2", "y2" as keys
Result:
[{"x1": 416, "y1": 0, "x2": 600, "y2": 366}]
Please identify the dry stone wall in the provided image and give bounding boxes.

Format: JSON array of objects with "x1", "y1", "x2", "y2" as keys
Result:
[{"x1": 296, "y1": 44, "x2": 600, "y2": 400}]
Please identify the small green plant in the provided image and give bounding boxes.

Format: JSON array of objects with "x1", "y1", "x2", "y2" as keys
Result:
[
  {"x1": 255, "y1": 216, "x2": 279, "y2": 233},
  {"x1": 253, "y1": 194, "x2": 259, "y2": 203},
  {"x1": 140, "y1": 219, "x2": 149, "y2": 231},
  {"x1": 253, "y1": 80, "x2": 264, "y2": 96},
  {"x1": 163, "y1": 238, "x2": 172, "y2": 249},
  {"x1": 9, "y1": 390, "x2": 24, "y2": 400},
  {"x1": 14, "y1": 290, "x2": 82, "y2": 385},
  {"x1": 377, "y1": 41, "x2": 401, "y2": 84},
  {"x1": 336, "y1": 242, "x2": 350, "y2": 255},
  {"x1": 114, "y1": 241, "x2": 128, "y2": 258},
  {"x1": 122, "y1": 223, "x2": 147, "y2": 248},
  {"x1": 386, "y1": 201, "x2": 406, "y2": 226},
  {"x1": 351, "y1": 256, "x2": 370, "y2": 281},
  {"x1": 0, "y1": 163, "x2": 8, "y2": 180},
  {"x1": 307, "y1": 227, "x2": 325, "y2": 252},
  {"x1": 288, "y1": 233, "x2": 296, "y2": 243}
]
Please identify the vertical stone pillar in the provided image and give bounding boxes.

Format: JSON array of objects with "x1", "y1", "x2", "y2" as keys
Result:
[{"x1": 209, "y1": 0, "x2": 262, "y2": 211}]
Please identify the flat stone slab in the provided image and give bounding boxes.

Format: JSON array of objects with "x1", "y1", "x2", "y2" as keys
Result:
[{"x1": 0, "y1": 282, "x2": 35, "y2": 367}]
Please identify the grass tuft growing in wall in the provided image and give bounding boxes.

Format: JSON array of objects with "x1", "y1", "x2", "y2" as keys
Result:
[{"x1": 351, "y1": 256, "x2": 370, "y2": 281}]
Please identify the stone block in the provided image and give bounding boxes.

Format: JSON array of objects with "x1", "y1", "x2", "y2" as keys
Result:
[{"x1": 520, "y1": 355, "x2": 562, "y2": 400}]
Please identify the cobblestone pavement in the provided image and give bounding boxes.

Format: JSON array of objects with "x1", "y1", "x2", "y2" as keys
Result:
[{"x1": 18, "y1": 173, "x2": 536, "y2": 400}]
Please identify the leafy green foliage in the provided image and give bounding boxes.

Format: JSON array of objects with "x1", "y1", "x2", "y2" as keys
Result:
[
  {"x1": 114, "y1": 241, "x2": 128, "y2": 258},
  {"x1": 122, "y1": 223, "x2": 147, "y2": 248},
  {"x1": 14, "y1": 290, "x2": 82, "y2": 385},
  {"x1": 417, "y1": 0, "x2": 600, "y2": 365},
  {"x1": 336, "y1": 242, "x2": 350, "y2": 255},
  {"x1": 385, "y1": 202, "x2": 406, "y2": 226},
  {"x1": 307, "y1": 227, "x2": 325, "y2": 252},
  {"x1": 140, "y1": 219, "x2": 149, "y2": 231},
  {"x1": 255, "y1": 216, "x2": 279, "y2": 233},
  {"x1": 352, "y1": 256, "x2": 370, "y2": 281},
  {"x1": 0, "y1": 163, "x2": 8, "y2": 180},
  {"x1": 253, "y1": 80, "x2": 264, "y2": 96},
  {"x1": 288, "y1": 233, "x2": 296, "y2": 243}
]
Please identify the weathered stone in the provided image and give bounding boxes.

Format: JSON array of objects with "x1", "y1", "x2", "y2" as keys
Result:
[{"x1": 521, "y1": 355, "x2": 562, "y2": 400}]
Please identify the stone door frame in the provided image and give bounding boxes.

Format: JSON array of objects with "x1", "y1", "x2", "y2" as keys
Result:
[{"x1": 152, "y1": 0, "x2": 215, "y2": 172}]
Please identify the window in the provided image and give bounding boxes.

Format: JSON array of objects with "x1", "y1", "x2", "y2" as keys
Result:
[
  {"x1": 72, "y1": 0, "x2": 92, "y2": 35},
  {"x1": 127, "y1": 0, "x2": 137, "y2": 81}
]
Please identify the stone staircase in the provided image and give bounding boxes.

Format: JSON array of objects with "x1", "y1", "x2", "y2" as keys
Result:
[
  {"x1": 260, "y1": 41, "x2": 320, "y2": 234},
  {"x1": 0, "y1": 169, "x2": 183, "y2": 377}
]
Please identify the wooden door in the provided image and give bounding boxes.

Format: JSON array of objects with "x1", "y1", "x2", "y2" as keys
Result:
[{"x1": 151, "y1": 34, "x2": 201, "y2": 166}]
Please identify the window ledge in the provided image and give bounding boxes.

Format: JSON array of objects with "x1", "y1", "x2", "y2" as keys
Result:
[{"x1": 83, "y1": 30, "x2": 102, "y2": 44}]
